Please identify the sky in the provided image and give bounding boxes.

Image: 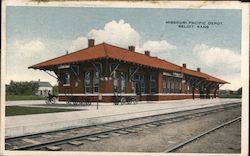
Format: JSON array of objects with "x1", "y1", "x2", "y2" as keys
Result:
[{"x1": 5, "y1": 6, "x2": 242, "y2": 90}]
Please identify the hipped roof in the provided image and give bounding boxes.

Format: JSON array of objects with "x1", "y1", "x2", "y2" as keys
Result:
[{"x1": 29, "y1": 43, "x2": 227, "y2": 84}]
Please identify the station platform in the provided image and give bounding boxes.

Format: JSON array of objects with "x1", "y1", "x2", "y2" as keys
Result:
[{"x1": 5, "y1": 98, "x2": 241, "y2": 138}]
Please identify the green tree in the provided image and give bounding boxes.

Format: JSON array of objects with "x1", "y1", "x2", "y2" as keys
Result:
[{"x1": 6, "y1": 81, "x2": 39, "y2": 95}]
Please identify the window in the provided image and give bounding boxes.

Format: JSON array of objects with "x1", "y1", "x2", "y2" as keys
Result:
[
  {"x1": 150, "y1": 75, "x2": 156, "y2": 94},
  {"x1": 179, "y1": 79, "x2": 182, "y2": 93},
  {"x1": 93, "y1": 71, "x2": 99, "y2": 93},
  {"x1": 63, "y1": 73, "x2": 70, "y2": 86},
  {"x1": 134, "y1": 74, "x2": 140, "y2": 81},
  {"x1": 167, "y1": 77, "x2": 170, "y2": 93},
  {"x1": 132, "y1": 74, "x2": 145, "y2": 94},
  {"x1": 132, "y1": 81, "x2": 136, "y2": 93},
  {"x1": 84, "y1": 71, "x2": 90, "y2": 93},
  {"x1": 163, "y1": 77, "x2": 167, "y2": 93},
  {"x1": 175, "y1": 78, "x2": 178, "y2": 93},
  {"x1": 121, "y1": 72, "x2": 126, "y2": 93},
  {"x1": 186, "y1": 81, "x2": 190, "y2": 94},
  {"x1": 169, "y1": 77, "x2": 174, "y2": 93},
  {"x1": 113, "y1": 70, "x2": 119, "y2": 94},
  {"x1": 140, "y1": 75, "x2": 145, "y2": 94}
]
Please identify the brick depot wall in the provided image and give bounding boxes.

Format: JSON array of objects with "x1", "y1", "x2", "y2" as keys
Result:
[{"x1": 56, "y1": 59, "x2": 219, "y2": 103}]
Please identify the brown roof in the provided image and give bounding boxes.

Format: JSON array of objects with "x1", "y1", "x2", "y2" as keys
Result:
[{"x1": 29, "y1": 43, "x2": 227, "y2": 84}]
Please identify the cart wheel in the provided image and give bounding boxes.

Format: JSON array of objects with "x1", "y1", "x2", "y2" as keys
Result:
[
  {"x1": 73, "y1": 101, "x2": 78, "y2": 105},
  {"x1": 45, "y1": 99, "x2": 51, "y2": 104},
  {"x1": 66, "y1": 100, "x2": 71, "y2": 105},
  {"x1": 51, "y1": 97, "x2": 56, "y2": 104},
  {"x1": 131, "y1": 97, "x2": 137, "y2": 105},
  {"x1": 120, "y1": 97, "x2": 126, "y2": 105},
  {"x1": 131, "y1": 100, "x2": 136, "y2": 105},
  {"x1": 78, "y1": 101, "x2": 84, "y2": 106}
]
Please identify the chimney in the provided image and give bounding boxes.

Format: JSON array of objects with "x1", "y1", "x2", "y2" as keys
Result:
[
  {"x1": 197, "y1": 68, "x2": 200, "y2": 72},
  {"x1": 88, "y1": 39, "x2": 95, "y2": 48},
  {"x1": 128, "y1": 45, "x2": 135, "y2": 52},
  {"x1": 144, "y1": 51, "x2": 150, "y2": 56},
  {"x1": 182, "y1": 63, "x2": 186, "y2": 68}
]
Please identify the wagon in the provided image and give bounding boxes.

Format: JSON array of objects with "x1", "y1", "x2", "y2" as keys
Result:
[
  {"x1": 113, "y1": 93, "x2": 138, "y2": 105},
  {"x1": 65, "y1": 96, "x2": 92, "y2": 106}
]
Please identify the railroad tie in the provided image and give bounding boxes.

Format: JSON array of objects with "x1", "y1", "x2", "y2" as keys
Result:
[
  {"x1": 41, "y1": 135, "x2": 52, "y2": 139},
  {"x1": 109, "y1": 132, "x2": 121, "y2": 136},
  {"x1": 86, "y1": 137, "x2": 100, "y2": 141},
  {"x1": 97, "y1": 134, "x2": 109, "y2": 138},
  {"x1": 146, "y1": 124, "x2": 158, "y2": 127},
  {"x1": 116, "y1": 130, "x2": 129, "y2": 134},
  {"x1": 125, "y1": 129, "x2": 137, "y2": 133},
  {"x1": 22, "y1": 138, "x2": 41, "y2": 144},
  {"x1": 68, "y1": 141, "x2": 83, "y2": 146},
  {"x1": 46, "y1": 145, "x2": 62, "y2": 151},
  {"x1": 133, "y1": 127, "x2": 143, "y2": 131}
]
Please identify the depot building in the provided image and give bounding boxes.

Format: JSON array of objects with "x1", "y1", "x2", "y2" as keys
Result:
[{"x1": 29, "y1": 39, "x2": 227, "y2": 102}]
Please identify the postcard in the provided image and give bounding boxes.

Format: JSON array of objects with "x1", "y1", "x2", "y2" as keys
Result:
[{"x1": 1, "y1": 1, "x2": 249, "y2": 156}]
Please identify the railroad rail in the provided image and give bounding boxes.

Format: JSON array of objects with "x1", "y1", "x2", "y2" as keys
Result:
[
  {"x1": 164, "y1": 116, "x2": 241, "y2": 153},
  {"x1": 5, "y1": 102, "x2": 241, "y2": 151}
]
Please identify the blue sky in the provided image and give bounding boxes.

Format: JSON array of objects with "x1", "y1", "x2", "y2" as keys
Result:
[{"x1": 6, "y1": 6, "x2": 242, "y2": 90}]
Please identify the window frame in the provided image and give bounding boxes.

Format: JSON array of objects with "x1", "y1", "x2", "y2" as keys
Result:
[
  {"x1": 163, "y1": 76, "x2": 167, "y2": 93},
  {"x1": 113, "y1": 70, "x2": 119, "y2": 94},
  {"x1": 93, "y1": 71, "x2": 100, "y2": 93},
  {"x1": 121, "y1": 72, "x2": 126, "y2": 93},
  {"x1": 150, "y1": 75, "x2": 156, "y2": 94},
  {"x1": 84, "y1": 71, "x2": 91, "y2": 94},
  {"x1": 63, "y1": 73, "x2": 70, "y2": 86}
]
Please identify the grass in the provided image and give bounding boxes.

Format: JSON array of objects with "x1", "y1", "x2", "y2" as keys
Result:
[
  {"x1": 6, "y1": 95, "x2": 45, "y2": 101},
  {"x1": 218, "y1": 94, "x2": 242, "y2": 98},
  {"x1": 5, "y1": 106, "x2": 80, "y2": 116}
]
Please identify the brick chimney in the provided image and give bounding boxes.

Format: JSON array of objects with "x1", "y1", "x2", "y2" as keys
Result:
[
  {"x1": 128, "y1": 45, "x2": 135, "y2": 52},
  {"x1": 197, "y1": 68, "x2": 200, "y2": 72},
  {"x1": 145, "y1": 51, "x2": 150, "y2": 56},
  {"x1": 88, "y1": 39, "x2": 95, "y2": 48},
  {"x1": 183, "y1": 63, "x2": 186, "y2": 68}
]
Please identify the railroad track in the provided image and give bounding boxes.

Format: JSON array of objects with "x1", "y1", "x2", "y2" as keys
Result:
[
  {"x1": 5, "y1": 102, "x2": 241, "y2": 151},
  {"x1": 164, "y1": 116, "x2": 241, "y2": 153}
]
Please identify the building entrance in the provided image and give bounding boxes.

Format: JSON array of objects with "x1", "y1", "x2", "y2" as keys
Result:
[{"x1": 135, "y1": 81, "x2": 142, "y2": 96}]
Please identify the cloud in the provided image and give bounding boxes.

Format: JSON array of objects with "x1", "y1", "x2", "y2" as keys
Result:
[
  {"x1": 68, "y1": 37, "x2": 88, "y2": 52},
  {"x1": 141, "y1": 40, "x2": 176, "y2": 52},
  {"x1": 12, "y1": 40, "x2": 50, "y2": 60},
  {"x1": 138, "y1": 40, "x2": 176, "y2": 58},
  {"x1": 6, "y1": 40, "x2": 58, "y2": 85},
  {"x1": 220, "y1": 73, "x2": 241, "y2": 90},
  {"x1": 87, "y1": 19, "x2": 140, "y2": 48},
  {"x1": 68, "y1": 19, "x2": 141, "y2": 52},
  {"x1": 191, "y1": 44, "x2": 241, "y2": 89},
  {"x1": 69, "y1": 19, "x2": 176, "y2": 58},
  {"x1": 192, "y1": 44, "x2": 241, "y2": 74}
]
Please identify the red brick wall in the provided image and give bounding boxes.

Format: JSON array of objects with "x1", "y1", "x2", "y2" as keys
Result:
[{"x1": 56, "y1": 58, "x2": 221, "y2": 102}]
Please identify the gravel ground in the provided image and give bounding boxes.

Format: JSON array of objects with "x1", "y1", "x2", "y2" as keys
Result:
[
  {"x1": 174, "y1": 119, "x2": 241, "y2": 153},
  {"x1": 59, "y1": 106, "x2": 241, "y2": 153}
]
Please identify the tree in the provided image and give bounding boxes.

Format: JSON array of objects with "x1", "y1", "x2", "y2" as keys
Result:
[{"x1": 6, "y1": 81, "x2": 39, "y2": 95}]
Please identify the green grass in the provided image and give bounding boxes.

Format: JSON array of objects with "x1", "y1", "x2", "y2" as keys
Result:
[
  {"x1": 6, "y1": 95, "x2": 45, "y2": 101},
  {"x1": 5, "y1": 106, "x2": 80, "y2": 116},
  {"x1": 218, "y1": 94, "x2": 242, "y2": 98}
]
